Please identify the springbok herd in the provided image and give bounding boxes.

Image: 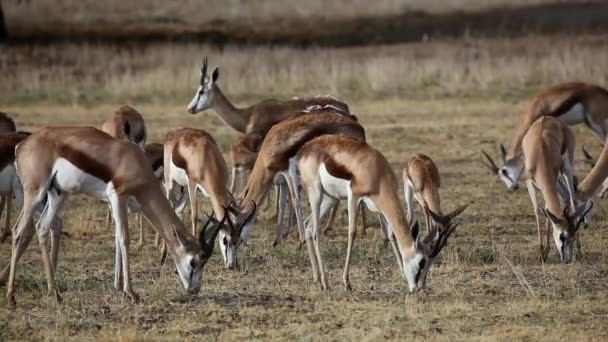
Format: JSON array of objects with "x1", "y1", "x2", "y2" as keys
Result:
[{"x1": 0, "y1": 57, "x2": 607, "y2": 306}]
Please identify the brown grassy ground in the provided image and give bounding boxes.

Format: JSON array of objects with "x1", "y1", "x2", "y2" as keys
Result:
[{"x1": 2, "y1": 36, "x2": 608, "y2": 340}]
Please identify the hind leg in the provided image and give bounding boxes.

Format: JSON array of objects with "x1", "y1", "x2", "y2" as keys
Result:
[
  {"x1": 36, "y1": 189, "x2": 65, "y2": 303},
  {"x1": 4, "y1": 196, "x2": 40, "y2": 306}
]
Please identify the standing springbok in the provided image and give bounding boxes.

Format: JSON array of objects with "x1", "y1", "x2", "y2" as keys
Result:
[
  {"x1": 297, "y1": 135, "x2": 462, "y2": 291},
  {"x1": 482, "y1": 82, "x2": 608, "y2": 190},
  {"x1": 224, "y1": 111, "x2": 365, "y2": 268},
  {"x1": 0, "y1": 131, "x2": 30, "y2": 244},
  {"x1": 403, "y1": 153, "x2": 470, "y2": 235},
  {"x1": 187, "y1": 57, "x2": 349, "y2": 135},
  {"x1": 1, "y1": 126, "x2": 233, "y2": 306},
  {"x1": 0, "y1": 112, "x2": 17, "y2": 243},
  {"x1": 522, "y1": 117, "x2": 590, "y2": 263},
  {"x1": 100, "y1": 105, "x2": 147, "y2": 148},
  {"x1": 164, "y1": 127, "x2": 256, "y2": 269}
]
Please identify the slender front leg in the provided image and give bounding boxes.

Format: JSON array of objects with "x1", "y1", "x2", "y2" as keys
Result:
[
  {"x1": 380, "y1": 214, "x2": 403, "y2": 273},
  {"x1": 282, "y1": 167, "x2": 304, "y2": 244},
  {"x1": 308, "y1": 181, "x2": 328, "y2": 290},
  {"x1": 187, "y1": 182, "x2": 198, "y2": 236},
  {"x1": 358, "y1": 202, "x2": 367, "y2": 237},
  {"x1": 404, "y1": 179, "x2": 414, "y2": 222},
  {"x1": 343, "y1": 194, "x2": 359, "y2": 291},
  {"x1": 526, "y1": 180, "x2": 545, "y2": 262},
  {"x1": 229, "y1": 166, "x2": 238, "y2": 193},
  {"x1": 104, "y1": 206, "x2": 112, "y2": 228},
  {"x1": 273, "y1": 182, "x2": 289, "y2": 246},
  {"x1": 110, "y1": 194, "x2": 139, "y2": 303},
  {"x1": 0, "y1": 196, "x2": 8, "y2": 243},
  {"x1": 323, "y1": 204, "x2": 338, "y2": 235},
  {"x1": 134, "y1": 213, "x2": 145, "y2": 250}
]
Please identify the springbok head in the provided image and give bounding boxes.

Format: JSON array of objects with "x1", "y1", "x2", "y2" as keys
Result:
[
  {"x1": 424, "y1": 202, "x2": 470, "y2": 233},
  {"x1": 543, "y1": 202, "x2": 593, "y2": 263},
  {"x1": 187, "y1": 56, "x2": 220, "y2": 114},
  {"x1": 217, "y1": 201, "x2": 257, "y2": 270},
  {"x1": 174, "y1": 213, "x2": 226, "y2": 293},
  {"x1": 402, "y1": 218, "x2": 462, "y2": 292},
  {"x1": 481, "y1": 144, "x2": 523, "y2": 191}
]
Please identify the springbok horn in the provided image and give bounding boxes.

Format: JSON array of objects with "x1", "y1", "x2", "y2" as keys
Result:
[
  {"x1": 446, "y1": 203, "x2": 471, "y2": 221},
  {"x1": 480, "y1": 150, "x2": 500, "y2": 174}
]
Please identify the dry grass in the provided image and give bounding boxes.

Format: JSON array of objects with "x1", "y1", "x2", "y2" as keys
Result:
[
  {"x1": 1, "y1": 95, "x2": 608, "y2": 340},
  {"x1": 2, "y1": 34, "x2": 608, "y2": 108},
  {"x1": 2, "y1": 31, "x2": 608, "y2": 340}
]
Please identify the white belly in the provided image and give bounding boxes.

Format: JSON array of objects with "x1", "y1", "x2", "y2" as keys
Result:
[
  {"x1": 53, "y1": 158, "x2": 110, "y2": 201},
  {"x1": 170, "y1": 161, "x2": 189, "y2": 187},
  {"x1": 319, "y1": 163, "x2": 350, "y2": 199},
  {"x1": 559, "y1": 102, "x2": 585, "y2": 124},
  {"x1": 0, "y1": 165, "x2": 16, "y2": 195}
]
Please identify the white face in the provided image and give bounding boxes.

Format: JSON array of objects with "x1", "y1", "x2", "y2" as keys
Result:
[
  {"x1": 550, "y1": 224, "x2": 574, "y2": 263},
  {"x1": 187, "y1": 85, "x2": 213, "y2": 114},
  {"x1": 218, "y1": 229, "x2": 239, "y2": 270},
  {"x1": 402, "y1": 252, "x2": 431, "y2": 293},
  {"x1": 175, "y1": 253, "x2": 204, "y2": 293},
  {"x1": 498, "y1": 160, "x2": 522, "y2": 191}
]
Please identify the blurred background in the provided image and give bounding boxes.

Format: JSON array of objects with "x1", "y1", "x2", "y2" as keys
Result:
[{"x1": 1, "y1": 0, "x2": 607, "y2": 107}]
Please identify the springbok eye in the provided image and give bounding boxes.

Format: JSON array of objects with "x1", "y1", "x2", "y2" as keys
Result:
[
  {"x1": 559, "y1": 233, "x2": 566, "y2": 243},
  {"x1": 189, "y1": 259, "x2": 197, "y2": 269},
  {"x1": 418, "y1": 258, "x2": 426, "y2": 270},
  {"x1": 223, "y1": 237, "x2": 228, "y2": 245},
  {"x1": 501, "y1": 169, "x2": 508, "y2": 177}
]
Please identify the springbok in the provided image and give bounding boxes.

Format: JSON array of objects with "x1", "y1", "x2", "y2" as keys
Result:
[
  {"x1": 481, "y1": 82, "x2": 608, "y2": 190},
  {"x1": 0, "y1": 112, "x2": 17, "y2": 243},
  {"x1": 164, "y1": 127, "x2": 256, "y2": 269},
  {"x1": 522, "y1": 117, "x2": 591, "y2": 263},
  {"x1": 187, "y1": 57, "x2": 349, "y2": 135},
  {"x1": 1, "y1": 126, "x2": 236, "y2": 306},
  {"x1": 100, "y1": 105, "x2": 147, "y2": 148},
  {"x1": 403, "y1": 153, "x2": 469, "y2": 234},
  {"x1": 0, "y1": 131, "x2": 30, "y2": 244},
  {"x1": 227, "y1": 111, "x2": 365, "y2": 268},
  {"x1": 297, "y1": 135, "x2": 462, "y2": 291}
]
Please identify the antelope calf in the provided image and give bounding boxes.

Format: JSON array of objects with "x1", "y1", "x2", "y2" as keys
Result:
[
  {"x1": 2, "y1": 126, "x2": 233, "y2": 306},
  {"x1": 164, "y1": 128, "x2": 255, "y2": 269},
  {"x1": 523, "y1": 117, "x2": 590, "y2": 262},
  {"x1": 482, "y1": 82, "x2": 608, "y2": 190},
  {"x1": 403, "y1": 153, "x2": 469, "y2": 235},
  {"x1": 297, "y1": 135, "x2": 461, "y2": 291}
]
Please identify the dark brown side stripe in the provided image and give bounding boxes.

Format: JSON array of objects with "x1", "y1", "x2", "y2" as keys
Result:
[{"x1": 58, "y1": 144, "x2": 113, "y2": 183}]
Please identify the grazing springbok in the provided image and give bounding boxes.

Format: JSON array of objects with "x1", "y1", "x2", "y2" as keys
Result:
[
  {"x1": 100, "y1": 105, "x2": 147, "y2": 148},
  {"x1": 482, "y1": 82, "x2": 608, "y2": 190},
  {"x1": 224, "y1": 111, "x2": 365, "y2": 268},
  {"x1": 522, "y1": 117, "x2": 591, "y2": 263},
  {"x1": 164, "y1": 127, "x2": 256, "y2": 269},
  {"x1": 1, "y1": 126, "x2": 233, "y2": 306},
  {"x1": 403, "y1": 153, "x2": 470, "y2": 235},
  {"x1": 0, "y1": 112, "x2": 17, "y2": 243},
  {"x1": 297, "y1": 135, "x2": 462, "y2": 291}
]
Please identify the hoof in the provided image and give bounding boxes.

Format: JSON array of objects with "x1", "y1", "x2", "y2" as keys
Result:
[{"x1": 124, "y1": 290, "x2": 140, "y2": 304}]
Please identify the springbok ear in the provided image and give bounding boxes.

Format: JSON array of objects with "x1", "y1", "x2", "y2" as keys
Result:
[
  {"x1": 211, "y1": 67, "x2": 220, "y2": 83},
  {"x1": 543, "y1": 208, "x2": 561, "y2": 225},
  {"x1": 411, "y1": 220, "x2": 421, "y2": 244},
  {"x1": 500, "y1": 144, "x2": 507, "y2": 161}
]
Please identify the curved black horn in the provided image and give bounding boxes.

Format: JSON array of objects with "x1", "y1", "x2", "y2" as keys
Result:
[
  {"x1": 499, "y1": 144, "x2": 507, "y2": 161},
  {"x1": 575, "y1": 201, "x2": 594, "y2": 231},
  {"x1": 424, "y1": 205, "x2": 446, "y2": 226},
  {"x1": 447, "y1": 202, "x2": 471, "y2": 221},
  {"x1": 480, "y1": 150, "x2": 500, "y2": 174},
  {"x1": 430, "y1": 221, "x2": 461, "y2": 258},
  {"x1": 200, "y1": 56, "x2": 209, "y2": 85}
]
